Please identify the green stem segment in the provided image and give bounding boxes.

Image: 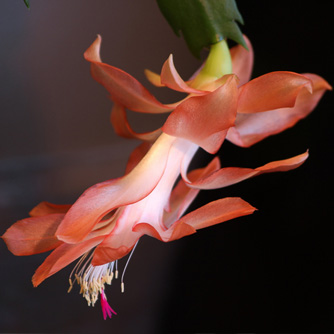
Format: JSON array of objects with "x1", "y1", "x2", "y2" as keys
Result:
[{"x1": 157, "y1": 0, "x2": 246, "y2": 58}]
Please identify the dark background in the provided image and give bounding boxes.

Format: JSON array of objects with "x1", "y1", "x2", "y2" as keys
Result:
[{"x1": 0, "y1": 1, "x2": 332, "y2": 333}]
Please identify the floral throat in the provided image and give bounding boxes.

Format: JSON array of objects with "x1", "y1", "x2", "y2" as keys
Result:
[{"x1": 1, "y1": 35, "x2": 330, "y2": 319}]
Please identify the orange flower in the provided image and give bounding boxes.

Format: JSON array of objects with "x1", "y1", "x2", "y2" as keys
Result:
[
  {"x1": 85, "y1": 35, "x2": 330, "y2": 151},
  {"x1": 2, "y1": 35, "x2": 330, "y2": 318}
]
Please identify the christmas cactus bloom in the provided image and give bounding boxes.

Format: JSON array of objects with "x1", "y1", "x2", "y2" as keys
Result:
[
  {"x1": 84, "y1": 35, "x2": 330, "y2": 148},
  {"x1": 2, "y1": 34, "x2": 330, "y2": 318},
  {"x1": 2, "y1": 132, "x2": 309, "y2": 316}
]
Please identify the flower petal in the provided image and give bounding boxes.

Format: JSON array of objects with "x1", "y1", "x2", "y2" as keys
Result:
[
  {"x1": 29, "y1": 202, "x2": 71, "y2": 217},
  {"x1": 230, "y1": 35, "x2": 254, "y2": 85},
  {"x1": 2, "y1": 214, "x2": 64, "y2": 256},
  {"x1": 177, "y1": 197, "x2": 256, "y2": 231},
  {"x1": 238, "y1": 72, "x2": 313, "y2": 114},
  {"x1": 184, "y1": 151, "x2": 309, "y2": 190},
  {"x1": 91, "y1": 139, "x2": 192, "y2": 264},
  {"x1": 125, "y1": 142, "x2": 152, "y2": 175},
  {"x1": 111, "y1": 103, "x2": 162, "y2": 141},
  {"x1": 93, "y1": 138, "x2": 197, "y2": 264},
  {"x1": 144, "y1": 68, "x2": 164, "y2": 87},
  {"x1": 32, "y1": 236, "x2": 104, "y2": 287},
  {"x1": 91, "y1": 212, "x2": 141, "y2": 265},
  {"x1": 92, "y1": 240, "x2": 139, "y2": 266},
  {"x1": 134, "y1": 158, "x2": 247, "y2": 243},
  {"x1": 227, "y1": 74, "x2": 331, "y2": 147},
  {"x1": 84, "y1": 35, "x2": 172, "y2": 113},
  {"x1": 56, "y1": 134, "x2": 176, "y2": 243},
  {"x1": 136, "y1": 197, "x2": 256, "y2": 242},
  {"x1": 133, "y1": 221, "x2": 197, "y2": 242},
  {"x1": 162, "y1": 75, "x2": 238, "y2": 153},
  {"x1": 160, "y1": 55, "x2": 206, "y2": 94},
  {"x1": 164, "y1": 156, "x2": 221, "y2": 228}
]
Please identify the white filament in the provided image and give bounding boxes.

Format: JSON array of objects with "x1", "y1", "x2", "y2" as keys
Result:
[{"x1": 68, "y1": 241, "x2": 139, "y2": 305}]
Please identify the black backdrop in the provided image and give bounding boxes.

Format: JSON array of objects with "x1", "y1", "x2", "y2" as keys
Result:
[{"x1": 0, "y1": 1, "x2": 332, "y2": 333}]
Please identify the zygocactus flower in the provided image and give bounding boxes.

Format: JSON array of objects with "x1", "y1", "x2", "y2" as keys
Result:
[
  {"x1": 85, "y1": 35, "x2": 330, "y2": 150},
  {"x1": 1, "y1": 35, "x2": 330, "y2": 319}
]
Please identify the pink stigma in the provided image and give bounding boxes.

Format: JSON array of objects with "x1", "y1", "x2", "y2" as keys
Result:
[{"x1": 100, "y1": 291, "x2": 117, "y2": 320}]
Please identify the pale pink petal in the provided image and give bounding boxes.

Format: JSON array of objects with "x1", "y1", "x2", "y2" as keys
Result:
[
  {"x1": 32, "y1": 236, "x2": 104, "y2": 287},
  {"x1": 163, "y1": 75, "x2": 238, "y2": 153},
  {"x1": 111, "y1": 103, "x2": 162, "y2": 141},
  {"x1": 56, "y1": 134, "x2": 176, "y2": 244},
  {"x1": 164, "y1": 157, "x2": 221, "y2": 228},
  {"x1": 136, "y1": 197, "x2": 256, "y2": 242},
  {"x1": 2, "y1": 214, "x2": 64, "y2": 256},
  {"x1": 227, "y1": 74, "x2": 331, "y2": 147},
  {"x1": 124, "y1": 142, "x2": 152, "y2": 175},
  {"x1": 134, "y1": 159, "x2": 253, "y2": 243},
  {"x1": 160, "y1": 55, "x2": 207, "y2": 94},
  {"x1": 93, "y1": 138, "x2": 197, "y2": 264},
  {"x1": 238, "y1": 72, "x2": 313, "y2": 114},
  {"x1": 96, "y1": 139, "x2": 194, "y2": 257},
  {"x1": 184, "y1": 151, "x2": 309, "y2": 190},
  {"x1": 84, "y1": 35, "x2": 172, "y2": 113},
  {"x1": 230, "y1": 35, "x2": 254, "y2": 85}
]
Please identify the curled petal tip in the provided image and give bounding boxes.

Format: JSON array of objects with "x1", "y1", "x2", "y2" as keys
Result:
[
  {"x1": 161, "y1": 53, "x2": 206, "y2": 94},
  {"x1": 303, "y1": 77, "x2": 313, "y2": 95},
  {"x1": 32, "y1": 274, "x2": 42, "y2": 288},
  {"x1": 144, "y1": 68, "x2": 163, "y2": 87},
  {"x1": 84, "y1": 35, "x2": 102, "y2": 63},
  {"x1": 320, "y1": 80, "x2": 332, "y2": 91}
]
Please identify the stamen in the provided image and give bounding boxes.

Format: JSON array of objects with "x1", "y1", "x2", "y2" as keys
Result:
[
  {"x1": 67, "y1": 241, "x2": 139, "y2": 310},
  {"x1": 69, "y1": 251, "x2": 90, "y2": 280},
  {"x1": 120, "y1": 241, "x2": 138, "y2": 293},
  {"x1": 67, "y1": 278, "x2": 73, "y2": 293},
  {"x1": 115, "y1": 260, "x2": 119, "y2": 279},
  {"x1": 68, "y1": 252, "x2": 116, "y2": 307}
]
